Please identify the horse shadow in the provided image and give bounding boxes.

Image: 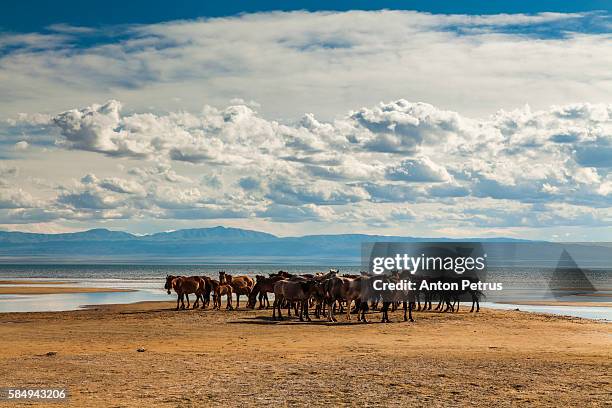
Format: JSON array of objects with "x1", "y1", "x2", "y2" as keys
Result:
[{"x1": 227, "y1": 315, "x2": 378, "y2": 326}]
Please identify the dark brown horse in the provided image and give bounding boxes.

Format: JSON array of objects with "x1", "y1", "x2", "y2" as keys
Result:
[
  {"x1": 272, "y1": 279, "x2": 317, "y2": 321},
  {"x1": 247, "y1": 274, "x2": 286, "y2": 309}
]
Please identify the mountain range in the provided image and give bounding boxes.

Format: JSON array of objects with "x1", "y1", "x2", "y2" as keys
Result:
[{"x1": 0, "y1": 226, "x2": 526, "y2": 263}]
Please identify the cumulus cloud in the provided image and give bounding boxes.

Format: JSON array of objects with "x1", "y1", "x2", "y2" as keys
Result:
[
  {"x1": 0, "y1": 188, "x2": 36, "y2": 209},
  {"x1": 385, "y1": 156, "x2": 451, "y2": 182},
  {"x1": 52, "y1": 100, "x2": 151, "y2": 157},
  {"x1": 2, "y1": 80, "x2": 612, "y2": 244},
  {"x1": 257, "y1": 203, "x2": 334, "y2": 223},
  {"x1": 2, "y1": 96, "x2": 610, "y2": 233}
]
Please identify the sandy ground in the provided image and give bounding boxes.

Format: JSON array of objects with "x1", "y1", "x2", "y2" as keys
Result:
[
  {"x1": 0, "y1": 287, "x2": 134, "y2": 295},
  {"x1": 0, "y1": 302, "x2": 609, "y2": 407}
]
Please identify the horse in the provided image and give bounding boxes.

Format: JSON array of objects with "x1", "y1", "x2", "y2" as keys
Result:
[
  {"x1": 378, "y1": 272, "x2": 416, "y2": 323},
  {"x1": 272, "y1": 279, "x2": 317, "y2": 322},
  {"x1": 248, "y1": 274, "x2": 285, "y2": 309},
  {"x1": 195, "y1": 276, "x2": 213, "y2": 309},
  {"x1": 214, "y1": 273, "x2": 234, "y2": 310},
  {"x1": 164, "y1": 275, "x2": 205, "y2": 310},
  {"x1": 220, "y1": 272, "x2": 254, "y2": 309}
]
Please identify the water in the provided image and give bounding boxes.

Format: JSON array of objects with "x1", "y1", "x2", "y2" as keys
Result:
[
  {"x1": 483, "y1": 302, "x2": 612, "y2": 321},
  {"x1": 0, "y1": 264, "x2": 609, "y2": 319}
]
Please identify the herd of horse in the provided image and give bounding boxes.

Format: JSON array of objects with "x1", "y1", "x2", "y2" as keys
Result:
[{"x1": 164, "y1": 270, "x2": 483, "y2": 323}]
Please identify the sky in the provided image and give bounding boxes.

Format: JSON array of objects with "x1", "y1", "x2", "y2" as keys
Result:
[{"x1": 0, "y1": 2, "x2": 611, "y2": 239}]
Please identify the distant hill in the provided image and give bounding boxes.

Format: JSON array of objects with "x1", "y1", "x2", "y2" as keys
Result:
[
  {"x1": 143, "y1": 226, "x2": 277, "y2": 242},
  {"x1": 0, "y1": 226, "x2": 531, "y2": 263}
]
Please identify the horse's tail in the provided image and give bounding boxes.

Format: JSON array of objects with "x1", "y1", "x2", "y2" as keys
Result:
[{"x1": 473, "y1": 289, "x2": 486, "y2": 299}]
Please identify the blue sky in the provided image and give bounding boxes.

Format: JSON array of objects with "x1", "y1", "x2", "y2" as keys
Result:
[
  {"x1": 3, "y1": 0, "x2": 612, "y2": 32},
  {"x1": 0, "y1": 5, "x2": 610, "y2": 239}
]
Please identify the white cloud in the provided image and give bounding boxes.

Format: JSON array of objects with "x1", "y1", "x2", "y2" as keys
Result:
[
  {"x1": 2, "y1": 96, "x2": 609, "y2": 236},
  {"x1": 385, "y1": 156, "x2": 451, "y2": 182},
  {"x1": 0, "y1": 188, "x2": 36, "y2": 209},
  {"x1": 0, "y1": 10, "x2": 611, "y2": 236},
  {"x1": 1, "y1": 11, "x2": 611, "y2": 121}
]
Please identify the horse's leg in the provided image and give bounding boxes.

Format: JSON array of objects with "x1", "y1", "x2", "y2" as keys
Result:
[
  {"x1": 236, "y1": 294, "x2": 240, "y2": 309},
  {"x1": 176, "y1": 294, "x2": 180, "y2": 310},
  {"x1": 272, "y1": 299, "x2": 277, "y2": 320},
  {"x1": 346, "y1": 299, "x2": 352, "y2": 321},
  {"x1": 304, "y1": 300, "x2": 311, "y2": 322},
  {"x1": 302, "y1": 300, "x2": 307, "y2": 321},
  {"x1": 409, "y1": 301, "x2": 414, "y2": 322},
  {"x1": 298, "y1": 300, "x2": 304, "y2": 322},
  {"x1": 385, "y1": 304, "x2": 389, "y2": 323}
]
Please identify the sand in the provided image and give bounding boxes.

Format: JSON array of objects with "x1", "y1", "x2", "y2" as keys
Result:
[
  {"x1": 0, "y1": 287, "x2": 135, "y2": 295},
  {"x1": 0, "y1": 303, "x2": 609, "y2": 407}
]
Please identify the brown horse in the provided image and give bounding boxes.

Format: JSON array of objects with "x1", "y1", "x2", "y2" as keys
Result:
[
  {"x1": 219, "y1": 271, "x2": 254, "y2": 309},
  {"x1": 272, "y1": 279, "x2": 317, "y2": 321},
  {"x1": 247, "y1": 274, "x2": 286, "y2": 309},
  {"x1": 164, "y1": 275, "x2": 205, "y2": 310},
  {"x1": 214, "y1": 273, "x2": 234, "y2": 310},
  {"x1": 195, "y1": 276, "x2": 213, "y2": 309}
]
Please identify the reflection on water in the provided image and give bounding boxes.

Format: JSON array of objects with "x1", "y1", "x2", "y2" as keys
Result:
[
  {"x1": 483, "y1": 302, "x2": 611, "y2": 321},
  {"x1": 0, "y1": 289, "x2": 170, "y2": 313}
]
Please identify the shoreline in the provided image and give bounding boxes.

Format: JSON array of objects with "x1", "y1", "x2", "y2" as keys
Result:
[
  {"x1": 0, "y1": 293, "x2": 610, "y2": 320},
  {"x1": 0, "y1": 280, "x2": 75, "y2": 285},
  {"x1": 0, "y1": 287, "x2": 136, "y2": 295},
  {"x1": 497, "y1": 300, "x2": 612, "y2": 308}
]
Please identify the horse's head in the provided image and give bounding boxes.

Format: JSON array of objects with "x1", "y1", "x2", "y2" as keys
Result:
[
  {"x1": 246, "y1": 287, "x2": 258, "y2": 309},
  {"x1": 164, "y1": 275, "x2": 175, "y2": 294},
  {"x1": 218, "y1": 271, "x2": 226, "y2": 283}
]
